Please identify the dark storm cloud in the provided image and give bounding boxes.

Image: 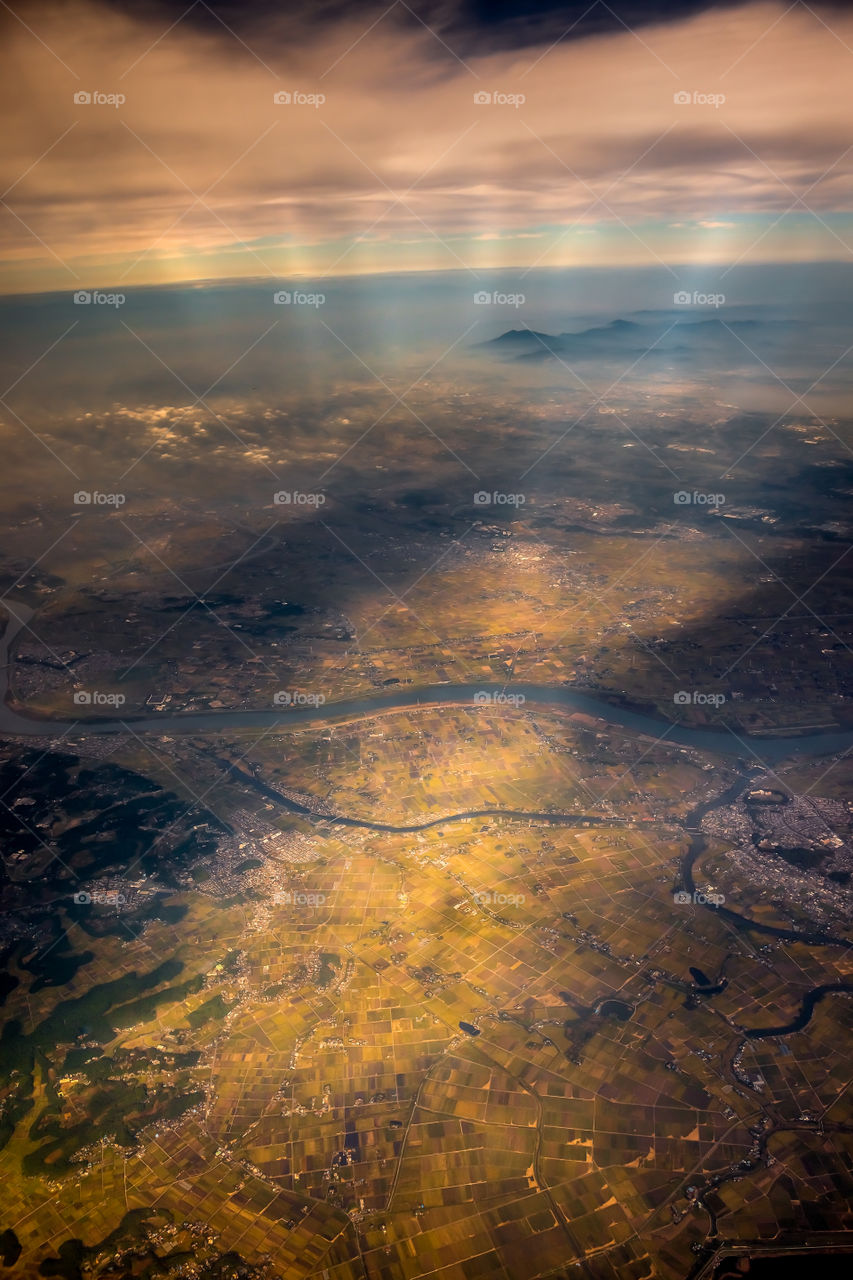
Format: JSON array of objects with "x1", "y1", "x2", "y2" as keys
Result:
[{"x1": 75, "y1": 0, "x2": 853, "y2": 55}]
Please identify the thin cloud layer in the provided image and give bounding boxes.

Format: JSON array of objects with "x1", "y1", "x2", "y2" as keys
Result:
[{"x1": 1, "y1": 0, "x2": 852, "y2": 291}]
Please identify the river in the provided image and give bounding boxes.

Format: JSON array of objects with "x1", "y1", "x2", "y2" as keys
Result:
[
  {"x1": 2, "y1": 602, "x2": 850, "y2": 1006},
  {"x1": 4, "y1": 602, "x2": 853, "y2": 762}
]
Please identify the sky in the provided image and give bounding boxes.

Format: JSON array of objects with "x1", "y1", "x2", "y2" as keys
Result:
[{"x1": 1, "y1": 0, "x2": 853, "y2": 294}]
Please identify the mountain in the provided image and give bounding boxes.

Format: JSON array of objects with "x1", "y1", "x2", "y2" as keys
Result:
[{"x1": 479, "y1": 315, "x2": 766, "y2": 363}]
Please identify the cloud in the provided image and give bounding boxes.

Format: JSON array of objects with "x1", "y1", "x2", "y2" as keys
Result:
[{"x1": 0, "y1": 1, "x2": 851, "y2": 290}]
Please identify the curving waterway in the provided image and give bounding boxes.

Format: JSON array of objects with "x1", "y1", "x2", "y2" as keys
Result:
[
  {"x1": 2, "y1": 601, "x2": 851, "y2": 1023},
  {"x1": 744, "y1": 982, "x2": 853, "y2": 1037},
  {"x1": 4, "y1": 601, "x2": 853, "y2": 763}
]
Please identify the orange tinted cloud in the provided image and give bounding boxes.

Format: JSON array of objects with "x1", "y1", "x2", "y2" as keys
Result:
[{"x1": 1, "y1": 1, "x2": 852, "y2": 291}]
